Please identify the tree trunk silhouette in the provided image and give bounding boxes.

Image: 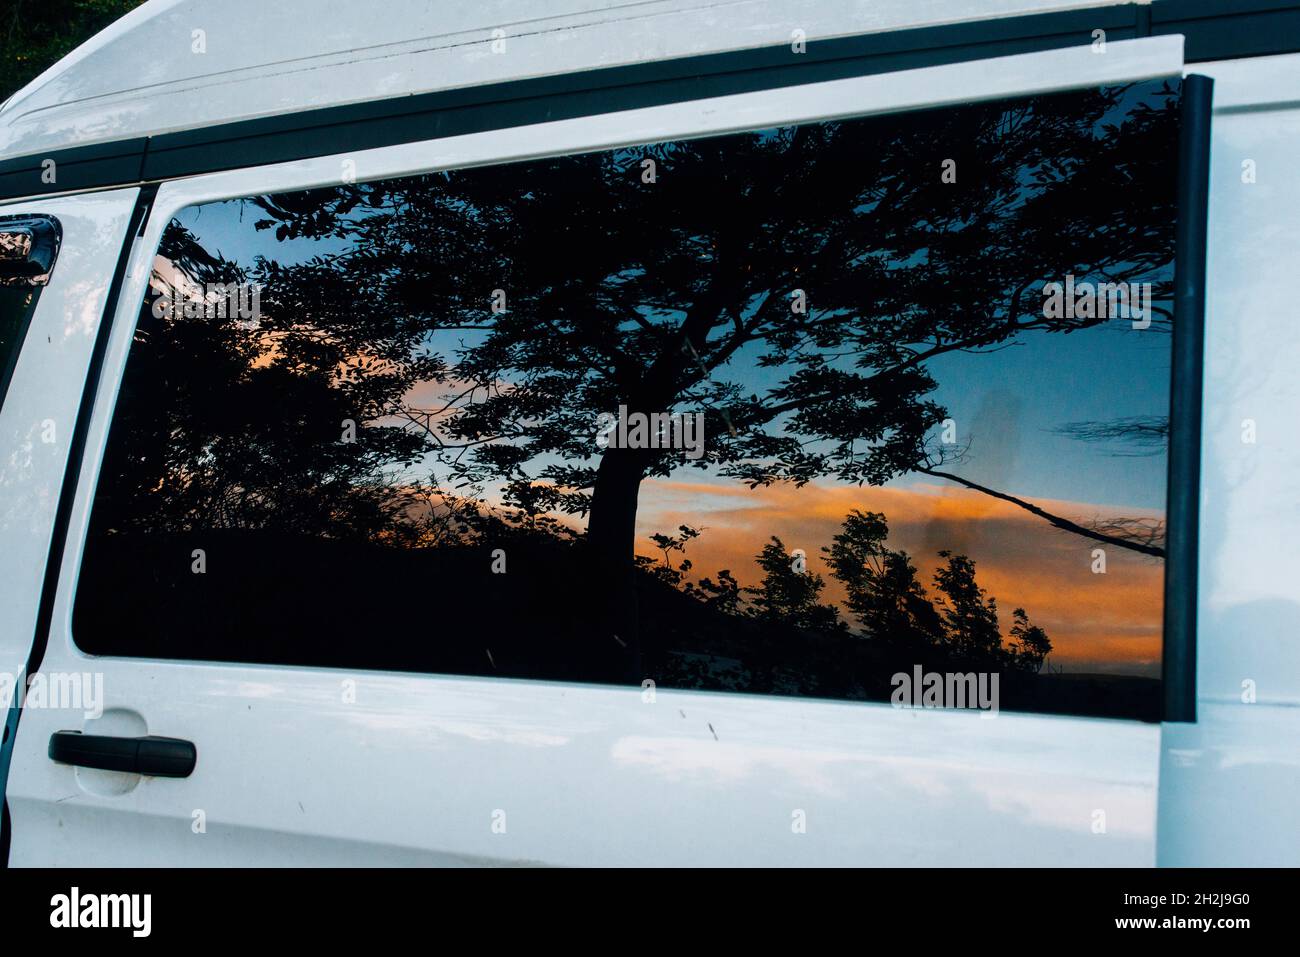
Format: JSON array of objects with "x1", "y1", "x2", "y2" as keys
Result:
[{"x1": 585, "y1": 447, "x2": 648, "y2": 680}]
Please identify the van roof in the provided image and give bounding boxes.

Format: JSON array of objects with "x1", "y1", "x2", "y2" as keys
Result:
[
  {"x1": 0, "y1": 0, "x2": 1127, "y2": 161},
  {"x1": 0, "y1": 0, "x2": 1295, "y2": 203}
]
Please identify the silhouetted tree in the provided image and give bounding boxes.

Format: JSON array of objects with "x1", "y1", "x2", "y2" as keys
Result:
[
  {"x1": 0, "y1": 0, "x2": 143, "y2": 102},
  {"x1": 822, "y1": 510, "x2": 1050, "y2": 669},
  {"x1": 639, "y1": 524, "x2": 699, "y2": 588},
  {"x1": 933, "y1": 550, "x2": 1004, "y2": 661},
  {"x1": 694, "y1": 568, "x2": 742, "y2": 617},
  {"x1": 822, "y1": 509, "x2": 942, "y2": 647},
  {"x1": 93, "y1": 225, "x2": 434, "y2": 544},
  {"x1": 1008, "y1": 607, "x2": 1053, "y2": 673},
  {"x1": 747, "y1": 536, "x2": 842, "y2": 632}
]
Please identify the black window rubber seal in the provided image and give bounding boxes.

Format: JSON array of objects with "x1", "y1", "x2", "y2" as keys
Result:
[{"x1": 1163, "y1": 73, "x2": 1213, "y2": 724}]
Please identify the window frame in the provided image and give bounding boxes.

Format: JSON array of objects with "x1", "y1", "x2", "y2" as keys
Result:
[{"x1": 60, "y1": 35, "x2": 1200, "y2": 721}]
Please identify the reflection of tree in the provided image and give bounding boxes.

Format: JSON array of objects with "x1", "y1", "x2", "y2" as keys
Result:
[
  {"x1": 240, "y1": 81, "x2": 1176, "y2": 662},
  {"x1": 818, "y1": 509, "x2": 1051, "y2": 672},
  {"x1": 748, "y1": 537, "x2": 844, "y2": 633},
  {"x1": 88, "y1": 81, "x2": 1175, "y2": 687},
  {"x1": 1056, "y1": 415, "x2": 1169, "y2": 455},
  {"x1": 915, "y1": 464, "x2": 1165, "y2": 557},
  {"x1": 1048, "y1": 414, "x2": 1172, "y2": 554},
  {"x1": 638, "y1": 510, "x2": 1054, "y2": 674},
  {"x1": 824, "y1": 509, "x2": 943, "y2": 647},
  {"x1": 1009, "y1": 609, "x2": 1052, "y2": 673},
  {"x1": 97, "y1": 224, "x2": 440, "y2": 543}
]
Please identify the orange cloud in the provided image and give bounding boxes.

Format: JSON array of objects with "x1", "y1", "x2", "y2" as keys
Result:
[{"x1": 635, "y1": 478, "x2": 1163, "y2": 675}]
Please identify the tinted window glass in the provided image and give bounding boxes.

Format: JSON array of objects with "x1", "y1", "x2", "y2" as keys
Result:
[
  {"x1": 1, "y1": 214, "x2": 60, "y2": 412},
  {"x1": 76, "y1": 80, "x2": 1181, "y2": 719},
  {"x1": 0, "y1": 286, "x2": 43, "y2": 412}
]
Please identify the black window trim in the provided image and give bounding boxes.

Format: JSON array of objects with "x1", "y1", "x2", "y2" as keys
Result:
[{"x1": 1164, "y1": 73, "x2": 1212, "y2": 723}]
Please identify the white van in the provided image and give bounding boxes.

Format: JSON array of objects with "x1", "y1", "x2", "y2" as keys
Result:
[{"x1": 0, "y1": 0, "x2": 1296, "y2": 867}]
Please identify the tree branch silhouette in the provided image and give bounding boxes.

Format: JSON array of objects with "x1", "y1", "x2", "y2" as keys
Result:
[{"x1": 915, "y1": 465, "x2": 1165, "y2": 557}]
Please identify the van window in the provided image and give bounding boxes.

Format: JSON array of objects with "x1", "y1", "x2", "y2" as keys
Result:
[
  {"x1": 1, "y1": 214, "x2": 60, "y2": 412},
  {"x1": 0, "y1": 285, "x2": 43, "y2": 413},
  {"x1": 74, "y1": 79, "x2": 1183, "y2": 719}
]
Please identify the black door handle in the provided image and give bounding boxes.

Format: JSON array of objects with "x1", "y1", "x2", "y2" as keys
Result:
[{"x1": 48, "y1": 731, "x2": 196, "y2": 778}]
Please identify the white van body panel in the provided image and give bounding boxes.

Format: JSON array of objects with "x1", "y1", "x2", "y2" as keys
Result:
[
  {"x1": 9, "y1": 671, "x2": 1161, "y2": 867},
  {"x1": 0, "y1": 0, "x2": 1130, "y2": 160},
  {"x1": 0, "y1": 189, "x2": 140, "y2": 687},
  {"x1": 4, "y1": 39, "x2": 1182, "y2": 867},
  {"x1": 0, "y1": 189, "x2": 140, "y2": 813},
  {"x1": 1156, "y1": 50, "x2": 1300, "y2": 866},
  {"x1": 1190, "y1": 50, "x2": 1300, "y2": 708}
]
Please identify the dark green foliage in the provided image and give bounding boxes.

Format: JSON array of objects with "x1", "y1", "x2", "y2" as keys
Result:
[{"x1": 1, "y1": 1, "x2": 143, "y2": 103}]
